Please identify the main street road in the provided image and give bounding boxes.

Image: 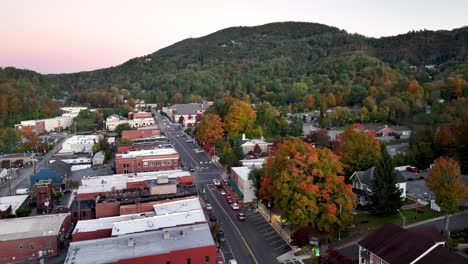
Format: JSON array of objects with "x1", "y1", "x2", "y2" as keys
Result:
[
  {"x1": 0, "y1": 134, "x2": 70, "y2": 197},
  {"x1": 156, "y1": 113, "x2": 292, "y2": 263}
]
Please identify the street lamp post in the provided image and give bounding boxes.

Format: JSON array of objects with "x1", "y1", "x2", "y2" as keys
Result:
[
  {"x1": 397, "y1": 209, "x2": 406, "y2": 227},
  {"x1": 44, "y1": 200, "x2": 50, "y2": 215},
  {"x1": 6, "y1": 176, "x2": 12, "y2": 196},
  {"x1": 268, "y1": 201, "x2": 272, "y2": 223}
]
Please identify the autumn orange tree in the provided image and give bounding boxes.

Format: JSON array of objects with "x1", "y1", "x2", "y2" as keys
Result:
[
  {"x1": 196, "y1": 113, "x2": 224, "y2": 145},
  {"x1": 260, "y1": 138, "x2": 355, "y2": 233},
  {"x1": 333, "y1": 127, "x2": 381, "y2": 177},
  {"x1": 223, "y1": 99, "x2": 256, "y2": 137},
  {"x1": 426, "y1": 157, "x2": 466, "y2": 235}
]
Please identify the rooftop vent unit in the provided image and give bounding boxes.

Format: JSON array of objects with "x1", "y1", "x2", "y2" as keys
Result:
[{"x1": 163, "y1": 231, "x2": 170, "y2": 240}]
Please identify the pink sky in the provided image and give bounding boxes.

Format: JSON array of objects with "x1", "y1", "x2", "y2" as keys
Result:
[{"x1": 1, "y1": 0, "x2": 467, "y2": 74}]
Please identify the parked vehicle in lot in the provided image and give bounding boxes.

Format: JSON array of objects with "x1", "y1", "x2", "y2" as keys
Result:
[
  {"x1": 186, "y1": 139, "x2": 194, "y2": 143},
  {"x1": 212, "y1": 179, "x2": 221, "y2": 186},
  {"x1": 226, "y1": 197, "x2": 234, "y2": 204},
  {"x1": 206, "y1": 203, "x2": 212, "y2": 211},
  {"x1": 228, "y1": 259, "x2": 238, "y2": 264},
  {"x1": 237, "y1": 212, "x2": 246, "y2": 220},
  {"x1": 220, "y1": 189, "x2": 227, "y2": 196},
  {"x1": 189, "y1": 166, "x2": 195, "y2": 172},
  {"x1": 231, "y1": 203, "x2": 240, "y2": 210}
]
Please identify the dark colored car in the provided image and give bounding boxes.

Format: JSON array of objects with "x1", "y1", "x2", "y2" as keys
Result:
[{"x1": 217, "y1": 230, "x2": 226, "y2": 243}]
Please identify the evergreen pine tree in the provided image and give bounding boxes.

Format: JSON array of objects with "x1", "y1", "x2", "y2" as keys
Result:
[{"x1": 369, "y1": 144, "x2": 403, "y2": 215}]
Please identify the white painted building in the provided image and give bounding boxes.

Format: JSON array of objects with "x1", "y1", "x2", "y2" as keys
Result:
[
  {"x1": 105, "y1": 115, "x2": 155, "y2": 131},
  {"x1": 59, "y1": 135, "x2": 102, "y2": 154},
  {"x1": 231, "y1": 166, "x2": 256, "y2": 204}
]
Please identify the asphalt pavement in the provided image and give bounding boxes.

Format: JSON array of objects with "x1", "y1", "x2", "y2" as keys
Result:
[
  {"x1": 0, "y1": 135, "x2": 69, "y2": 197},
  {"x1": 157, "y1": 114, "x2": 292, "y2": 263}
]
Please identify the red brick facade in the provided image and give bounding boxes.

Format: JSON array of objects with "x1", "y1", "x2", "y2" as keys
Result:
[
  {"x1": 0, "y1": 215, "x2": 71, "y2": 263},
  {"x1": 115, "y1": 152, "x2": 180, "y2": 174},
  {"x1": 110, "y1": 245, "x2": 216, "y2": 264},
  {"x1": 128, "y1": 112, "x2": 153, "y2": 119},
  {"x1": 121, "y1": 129, "x2": 160, "y2": 140}
]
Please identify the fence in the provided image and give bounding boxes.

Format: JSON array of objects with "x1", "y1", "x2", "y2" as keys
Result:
[{"x1": 257, "y1": 203, "x2": 292, "y2": 245}]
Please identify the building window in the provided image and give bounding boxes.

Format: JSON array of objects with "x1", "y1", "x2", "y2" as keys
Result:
[
  {"x1": 82, "y1": 211, "x2": 87, "y2": 217},
  {"x1": 30, "y1": 243, "x2": 34, "y2": 250},
  {"x1": 186, "y1": 258, "x2": 191, "y2": 264},
  {"x1": 19, "y1": 243, "x2": 23, "y2": 249},
  {"x1": 74, "y1": 212, "x2": 78, "y2": 217},
  {"x1": 143, "y1": 162, "x2": 148, "y2": 167},
  {"x1": 46, "y1": 240, "x2": 51, "y2": 249},
  {"x1": 138, "y1": 163, "x2": 141, "y2": 168},
  {"x1": 205, "y1": 256, "x2": 210, "y2": 263},
  {"x1": 166, "y1": 262, "x2": 170, "y2": 264}
]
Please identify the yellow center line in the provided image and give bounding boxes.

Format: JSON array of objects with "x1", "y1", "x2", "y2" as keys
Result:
[{"x1": 207, "y1": 186, "x2": 260, "y2": 264}]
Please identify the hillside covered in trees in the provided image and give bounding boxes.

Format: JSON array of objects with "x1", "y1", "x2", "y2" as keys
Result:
[{"x1": 1, "y1": 22, "x2": 468, "y2": 127}]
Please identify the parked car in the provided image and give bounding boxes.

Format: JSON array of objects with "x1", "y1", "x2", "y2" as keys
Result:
[
  {"x1": 209, "y1": 213, "x2": 217, "y2": 222},
  {"x1": 237, "y1": 212, "x2": 246, "y2": 221},
  {"x1": 189, "y1": 166, "x2": 195, "y2": 172},
  {"x1": 16, "y1": 188, "x2": 29, "y2": 195},
  {"x1": 213, "y1": 179, "x2": 221, "y2": 186},
  {"x1": 228, "y1": 259, "x2": 238, "y2": 264},
  {"x1": 217, "y1": 230, "x2": 226, "y2": 243},
  {"x1": 220, "y1": 189, "x2": 227, "y2": 196},
  {"x1": 231, "y1": 203, "x2": 240, "y2": 210},
  {"x1": 206, "y1": 203, "x2": 212, "y2": 211}
]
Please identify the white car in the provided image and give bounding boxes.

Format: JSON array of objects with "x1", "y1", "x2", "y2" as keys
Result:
[
  {"x1": 206, "y1": 203, "x2": 212, "y2": 211},
  {"x1": 212, "y1": 179, "x2": 221, "y2": 186},
  {"x1": 228, "y1": 260, "x2": 238, "y2": 264},
  {"x1": 231, "y1": 202, "x2": 240, "y2": 210}
]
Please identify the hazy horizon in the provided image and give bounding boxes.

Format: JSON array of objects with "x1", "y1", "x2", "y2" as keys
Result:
[{"x1": 2, "y1": 0, "x2": 467, "y2": 74}]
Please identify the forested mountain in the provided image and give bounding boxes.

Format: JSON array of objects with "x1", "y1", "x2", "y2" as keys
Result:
[{"x1": 1, "y1": 22, "x2": 468, "y2": 127}]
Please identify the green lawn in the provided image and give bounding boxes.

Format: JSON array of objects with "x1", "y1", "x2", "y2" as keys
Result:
[{"x1": 350, "y1": 206, "x2": 442, "y2": 235}]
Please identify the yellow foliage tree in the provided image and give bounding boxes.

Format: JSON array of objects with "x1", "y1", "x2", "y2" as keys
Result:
[
  {"x1": 223, "y1": 99, "x2": 256, "y2": 137},
  {"x1": 196, "y1": 113, "x2": 224, "y2": 145}
]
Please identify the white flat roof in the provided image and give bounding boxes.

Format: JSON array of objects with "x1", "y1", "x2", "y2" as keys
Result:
[
  {"x1": 73, "y1": 212, "x2": 155, "y2": 234},
  {"x1": 240, "y1": 158, "x2": 267, "y2": 167},
  {"x1": 66, "y1": 223, "x2": 214, "y2": 264},
  {"x1": 77, "y1": 170, "x2": 191, "y2": 194},
  {"x1": 0, "y1": 195, "x2": 29, "y2": 214},
  {"x1": 153, "y1": 197, "x2": 202, "y2": 215},
  {"x1": 0, "y1": 213, "x2": 69, "y2": 241},
  {"x1": 118, "y1": 148, "x2": 178, "y2": 158},
  {"x1": 232, "y1": 166, "x2": 252, "y2": 182},
  {"x1": 112, "y1": 209, "x2": 206, "y2": 236}
]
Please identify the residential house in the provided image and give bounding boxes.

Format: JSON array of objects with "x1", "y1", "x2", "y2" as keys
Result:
[
  {"x1": 162, "y1": 102, "x2": 212, "y2": 128},
  {"x1": 240, "y1": 135, "x2": 272, "y2": 155},
  {"x1": 358, "y1": 223, "x2": 467, "y2": 264},
  {"x1": 350, "y1": 167, "x2": 407, "y2": 206},
  {"x1": 357, "y1": 124, "x2": 412, "y2": 137}
]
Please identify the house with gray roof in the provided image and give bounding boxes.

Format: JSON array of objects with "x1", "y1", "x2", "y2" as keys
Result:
[
  {"x1": 350, "y1": 166, "x2": 407, "y2": 206},
  {"x1": 162, "y1": 102, "x2": 212, "y2": 128}
]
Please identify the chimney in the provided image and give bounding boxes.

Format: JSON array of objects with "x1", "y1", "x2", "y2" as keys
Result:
[
  {"x1": 127, "y1": 238, "x2": 135, "y2": 247},
  {"x1": 163, "y1": 231, "x2": 170, "y2": 240}
]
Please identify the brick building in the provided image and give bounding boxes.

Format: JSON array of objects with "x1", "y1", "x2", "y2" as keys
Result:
[
  {"x1": 70, "y1": 199, "x2": 96, "y2": 224},
  {"x1": 67, "y1": 198, "x2": 215, "y2": 264},
  {"x1": 0, "y1": 213, "x2": 71, "y2": 263},
  {"x1": 121, "y1": 128, "x2": 160, "y2": 140},
  {"x1": 115, "y1": 148, "x2": 180, "y2": 174},
  {"x1": 34, "y1": 179, "x2": 54, "y2": 214},
  {"x1": 127, "y1": 111, "x2": 153, "y2": 119},
  {"x1": 66, "y1": 224, "x2": 216, "y2": 264},
  {"x1": 75, "y1": 170, "x2": 193, "y2": 201}
]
